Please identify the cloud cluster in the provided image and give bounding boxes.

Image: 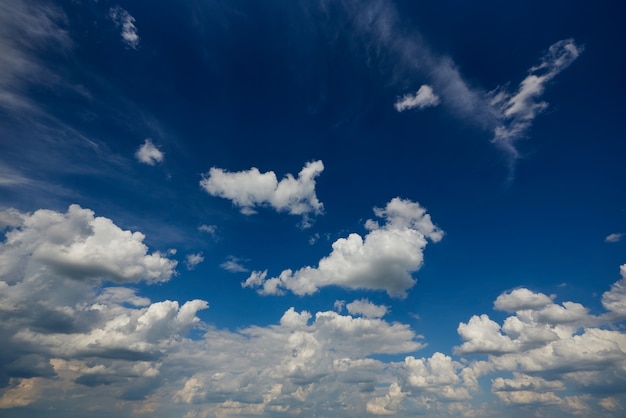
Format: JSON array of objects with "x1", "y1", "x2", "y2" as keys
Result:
[
  {"x1": 394, "y1": 85, "x2": 440, "y2": 111},
  {"x1": 243, "y1": 197, "x2": 443, "y2": 298},
  {"x1": 135, "y1": 139, "x2": 164, "y2": 165},
  {"x1": 1, "y1": 204, "x2": 625, "y2": 417},
  {"x1": 452, "y1": 266, "x2": 626, "y2": 415},
  {"x1": 109, "y1": 6, "x2": 140, "y2": 49},
  {"x1": 200, "y1": 160, "x2": 324, "y2": 223}
]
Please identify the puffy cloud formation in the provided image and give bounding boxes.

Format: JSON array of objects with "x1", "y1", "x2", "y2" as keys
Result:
[
  {"x1": 346, "y1": 299, "x2": 388, "y2": 318},
  {"x1": 1, "y1": 205, "x2": 626, "y2": 417},
  {"x1": 453, "y1": 277, "x2": 626, "y2": 416},
  {"x1": 109, "y1": 6, "x2": 140, "y2": 49},
  {"x1": 135, "y1": 139, "x2": 164, "y2": 165},
  {"x1": 0, "y1": 205, "x2": 176, "y2": 284},
  {"x1": 394, "y1": 85, "x2": 440, "y2": 111},
  {"x1": 494, "y1": 288, "x2": 553, "y2": 312},
  {"x1": 200, "y1": 161, "x2": 324, "y2": 223},
  {"x1": 602, "y1": 264, "x2": 626, "y2": 319},
  {"x1": 243, "y1": 197, "x2": 443, "y2": 298}
]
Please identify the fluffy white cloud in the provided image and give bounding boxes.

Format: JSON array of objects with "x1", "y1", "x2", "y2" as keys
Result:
[
  {"x1": 200, "y1": 161, "x2": 324, "y2": 223},
  {"x1": 394, "y1": 85, "x2": 440, "y2": 111},
  {"x1": 601, "y1": 264, "x2": 626, "y2": 319},
  {"x1": 0, "y1": 205, "x2": 176, "y2": 284},
  {"x1": 135, "y1": 139, "x2": 164, "y2": 165},
  {"x1": 243, "y1": 197, "x2": 443, "y2": 297},
  {"x1": 346, "y1": 299, "x2": 388, "y2": 318},
  {"x1": 109, "y1": 6, "x2": 140, "y2": 49},
  {"x1": 494, "y1": 288, "x2": 553, "y2": 312}
]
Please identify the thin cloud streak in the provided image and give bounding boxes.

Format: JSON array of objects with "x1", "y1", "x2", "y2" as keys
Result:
[{"x1": 333, "y1": 0, "x2": 581, "y2": 173}]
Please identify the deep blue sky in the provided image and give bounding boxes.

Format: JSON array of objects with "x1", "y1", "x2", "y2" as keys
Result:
[{"x1": 1, "y1": 1, "x2": 625, "y2": 417}]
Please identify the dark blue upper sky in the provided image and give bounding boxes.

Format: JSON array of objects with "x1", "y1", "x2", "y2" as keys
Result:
[{"x1": 1, "y1": 1, "x2": 625, "y2": 417}]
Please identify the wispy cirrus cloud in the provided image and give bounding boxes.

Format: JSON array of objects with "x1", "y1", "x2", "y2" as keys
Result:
[
  {"x1": 394, "y1": 84, "x2": 440, "y2": 111},
  {"x1": 220, "y1": 256, "x2": 249, "y2": 273},
  {"x1": 333, "y1": 1, "x2": 581, "y2": 173}
]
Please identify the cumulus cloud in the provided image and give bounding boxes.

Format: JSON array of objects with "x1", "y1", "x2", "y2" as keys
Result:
[
  {"x1": 243, "y1": 197, "x2": 443, "y2": 298},
  {"x1": 453, "y1": 273, "x2": 626, "y2": 416},
  {"x1": 394, "y1": 85, "x2": 440, "y2": 111},
  {"x1": 0, "y1": 205, "x2": 176, "y2": 284},
  {"x1": 109, "y1": 6, "x2": 140, "y2": 49},
  {"x1": 605, "y1": 233, "x2": 624, "y2": 243},
  {"x1": 494, "y1": 288, "x2": 554, "y2": 312},
  {"x1": 135, "y1": 139, "x2": 164, "y2": 165},
  {"x1": 200, "y1": 161, "x2": 324, "y2": 225},
  {"x1": 601, "y1": 264, "x2": 626, "y2": 319},
  {"x1": 346, "y1": 299, "x2": 388, "y2": 318}
]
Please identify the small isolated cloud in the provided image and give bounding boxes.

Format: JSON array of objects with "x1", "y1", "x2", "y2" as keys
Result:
[
  {"x1": 220, "y1": 256, "x2": 249, "y2": 273},
  {"x1": 199, "y1": 224, "x2": 217, "y2": 235},
  {"x1": 605, "y1": 233, "x2": 623, "y2": 243},
  {"x1": 243, "y1": 197, "x2": 443, "y2": 298},
  {"x1": 394, "y1": 85, "x2": 440, "y2": 112},
  {"x1": 109, "y1": 6, "x2": 140, "y2": 49},
  {"x1": 346, "y1": 299, "x2": 388, "y2": 318},
  {"x1": 185, "y1": 253, "x2": 204, "y2": 270},
  {"x1": 135, "y1": 139, "x2": 164, "y2": 165},
  {"x1": 200, "y1": 161, "x2": 324, "y2": 225}
]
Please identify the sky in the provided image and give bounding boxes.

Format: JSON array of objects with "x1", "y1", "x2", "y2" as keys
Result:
[{"x1": 0, "y1": 0, "x2": 625, "y2": 417}]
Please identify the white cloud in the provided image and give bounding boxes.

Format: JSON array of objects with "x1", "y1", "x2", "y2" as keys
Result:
[
  {"x1": 135, "y1": 139, "x2": 164, "y2": 165},
  {"x1": 605, "y1": 233, "x2": 624, "y2": 243},
  {"x1": 109, "y1": 6, "x2": 140, "y2": 49},
  {"x1": 601, "y1": 264, "x2": 626, "y2": 319},
  {"x1": 0, "y1": 205, "x2": 176, "y2": 284},
  {"x1": 198, "y1": 224, "x2": 217, "y2": 235},
  {"x1": 2, "y1": 205, "x2": 626, "y2": 418},
  {"x1": 200, "y1": 161, "x2": 324, "y2": 224},
  {"x1": 455, "y1": 314, "x2": 517, "y2": 355},
  {"x1": 494, "y1": 288, "x2": 554, "y2": 312},
  {"x1": 243, "y1": 197, "x2": 443, "y2": 298},
  {"x1": 491, "y1": 39, "x2": 583, "y2": 159},
  {"x1": 346, "y1": 299, "x2": 388, "y2": 318},
  {"x1": 338, "y1": 2, "x2": 581, "y2": 168},
  {"x1": 402, "y1": 353, "x2": 472, "y2": 401},
  {"x1": 220, "y1": 256, "x2": 249, "y2": 273},
  {"x1": 394, "y1": 85, "x2": 440, "y2": 111},
  {"x1": 185, "y1": 253, "x2": 204, "y2": 270}
]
